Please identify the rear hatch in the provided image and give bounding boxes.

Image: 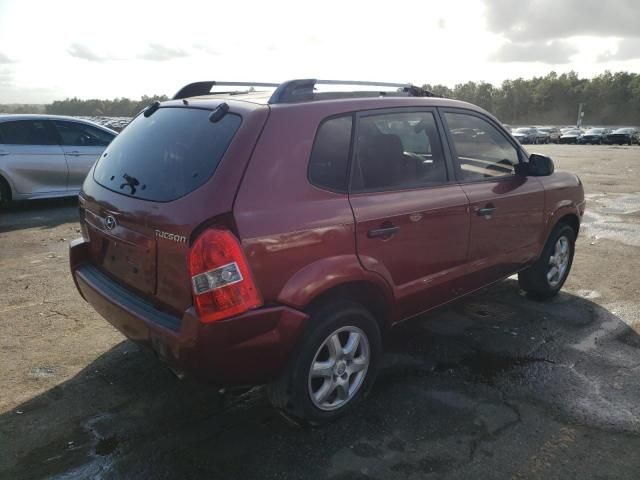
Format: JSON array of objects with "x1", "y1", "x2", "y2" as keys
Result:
[{"x1": 79, "y1": 102, "x2": 267, "y2": 316}]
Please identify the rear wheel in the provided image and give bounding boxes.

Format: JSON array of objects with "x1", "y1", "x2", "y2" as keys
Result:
[
  {"x1": 266, "y1": 301, "x2": 381, "y2": 426},
  {"x1": 0, "y1": 177, "x2": 10, "y2": 209},
  {"x1": 519, "y1": 223, "x2": 575, "y2": 299}
]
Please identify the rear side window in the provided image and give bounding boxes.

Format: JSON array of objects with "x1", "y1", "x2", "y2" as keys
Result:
[
  {"x1": 54, "y1": 121, "x2": 115, "y2": 147},
  {"x1": 308, "y1": 115, "x2": 352, "y2": 192},
  {"x1": 351, "y1": 111, "x2": 447, "y2": 192},
  {"x1": 93, "y1": 107, "x2": 241, "y2": 202},
  {"x1": 0, "y1": 120, "x2": 57, "y2": 145}
]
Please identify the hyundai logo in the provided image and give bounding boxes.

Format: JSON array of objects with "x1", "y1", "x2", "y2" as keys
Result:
[{"x1": 104, "y1": 215, "x2": 117, "y2": 230}]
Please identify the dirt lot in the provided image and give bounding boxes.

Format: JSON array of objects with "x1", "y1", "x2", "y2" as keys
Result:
[{"x1": 1, "y1": 145, "x2": 639, "y2": 480}]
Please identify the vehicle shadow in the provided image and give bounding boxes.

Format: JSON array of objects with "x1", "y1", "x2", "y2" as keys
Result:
[
  {"x1": 0, "y1": 197, "x2": 79, "y2": 233},
  {"x1": 1, "y1": 280, "x2": 639, "y2": 480}
]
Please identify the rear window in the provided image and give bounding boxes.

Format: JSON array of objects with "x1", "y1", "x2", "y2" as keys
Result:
[
  {"x1": 0, "y1": 120, "x2": 57, "y2": 145},
  {"x1": 93, "y1": 107, "x2": 241, "y2": 202},
  {"x1": 308, "y1": 115, "x2": 353, "y2": 192}
]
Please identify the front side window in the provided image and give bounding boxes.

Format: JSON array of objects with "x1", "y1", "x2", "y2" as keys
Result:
[
  {"x1": 351, "y1": 111, "x2": 447, "y2": 192},
  {"x1": 54, "y1": 121, "x2": 115, "y2": 147},
  {"x1": 445, "y1": 112, "x2": 520, "y2": 181},
  {"x1": 308, "y1": 115, "x2": 352, "y2": 192},
  {"x1": 0, "y1": 120, "x2": 56, "y2": 145}
]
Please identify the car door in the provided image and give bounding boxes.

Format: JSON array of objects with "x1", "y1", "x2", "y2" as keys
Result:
[
  {"x1": 0, "y1": 119, "x2": 67, "y2": 195},
  {"x1": 440, "y1": 108, "x2": 545, "y2": 287},
  {"x1": 348, "y1": 108, "x2": 470, "y2": 320},
  {"x1": 52, "y1": 120, "x2": 115, "y2": 191}
]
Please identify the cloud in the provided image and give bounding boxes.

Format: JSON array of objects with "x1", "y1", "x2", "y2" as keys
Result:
[
  {"x1": 598, "y1": 38, "x2": 640, "y2": 61},
  {"x1": 0, "y1": 68, "x2": 13, "y2": 86},
  {"x1": 483, "y1": 0, "x2": 640, "y2": 42},
  {"x1": 139, "y1": 44, "x2": 188, "y2": 61},
  {"x1": 67, "y1": 43, "x2": 110, "y2": 62},
  {"x1": 0, "y1": 52, "x2": 15, "y2": 64},
  {"x1": 193, "y1": 44, "x2": 221, "y2": 56},
  {"x1": 490, "y1": 40, "x2": 579, "y2": 64}
]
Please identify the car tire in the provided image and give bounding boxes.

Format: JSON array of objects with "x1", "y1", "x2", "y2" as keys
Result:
[
  {"x1": 266, "y1": 301, "x2": 382, "y2": 426},
  {"x1": 518, "y1": 223, "x2": 576, "y2": 299},
  {"x1": 0, "y1": 177, "x2": 11, "y2": 209}
]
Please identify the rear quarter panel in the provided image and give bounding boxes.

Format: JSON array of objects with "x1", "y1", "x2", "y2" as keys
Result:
[{"x1": 234, "y1": 104, "x2": 393, "y2": 312}]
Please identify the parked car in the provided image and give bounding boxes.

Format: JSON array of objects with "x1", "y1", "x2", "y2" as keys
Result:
[
  {"x1": 607, "y1": 128, "x2": 640, "y2": 145},
  {"x1": 537, "y1": 127, "x2": 561, "y2": 144},
  {"x1": 69, "y1": 79, "x2": 585, "y2": 425},
  {"x1": 559, "y1": 129, "x2": 583, "y2": 144},
  {"x1": 0, "y1": 115, "x2": 117, "y2": 207},
  {"x1": 578, "y1": 128, "x2": 610, "y2": 145},
  {"x1": 512, "y1": 127, "x2": 548, "y2": 144}
]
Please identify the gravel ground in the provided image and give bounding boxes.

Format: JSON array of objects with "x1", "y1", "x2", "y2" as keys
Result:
[{"x1": 1, "y1": 144, "x2": 639, "y2": 479}]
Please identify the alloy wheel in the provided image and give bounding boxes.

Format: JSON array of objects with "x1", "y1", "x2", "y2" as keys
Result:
[
  {"x1": 308, "y1": 326, "x2": 370, "y2": 411},
  {"x1": 547, "y1": 236, "x2": 570, "y2": 287}
]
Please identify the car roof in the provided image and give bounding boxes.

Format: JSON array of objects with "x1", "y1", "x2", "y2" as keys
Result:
[
  {"x1": 161, "y1": 94, "x2": 494, "y2": 120},
  {"x1": 0, "y1": 114, "x2": 118, "y2": 134}
]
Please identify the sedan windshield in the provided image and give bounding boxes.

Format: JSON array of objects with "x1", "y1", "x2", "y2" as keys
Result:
[{"x1": 613, "y1": 128, "x2": 634, "y2": 134}]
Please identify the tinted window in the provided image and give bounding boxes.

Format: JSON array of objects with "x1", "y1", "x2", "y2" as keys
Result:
[
  {"x1": 54, "y1": 121, "x2": 115, "y2": 146},
  {"x1": 93, "y1": 107, "x2": 241, "y2": 202},
  {"x1": 0, "y1": 120, "x2": 56, "y2": 145},
  {"x1": 445, "y1": 112, "x2": 519, "y2": 181},
  {"x1": 308, "y1": 115, "x2": 352, "y2": 192},
  {"x1": 352, "y1": 111, "x2": 447, "y2": 192}
]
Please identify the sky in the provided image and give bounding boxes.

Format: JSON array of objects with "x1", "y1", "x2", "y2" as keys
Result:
[{"x1": 0, "y1": 0, "x2": 639, "y2": 103}]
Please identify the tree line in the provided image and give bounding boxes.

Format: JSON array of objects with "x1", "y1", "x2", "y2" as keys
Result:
[
  {"x1": 423, "y1": 71, "x2": 640, "y2": 125},
  {"x1": 45, "y1": 95, "x2": 169, "y2": 117},
  {"x1": 2, "y1": 71, "x2": 639, "y2": 125}
]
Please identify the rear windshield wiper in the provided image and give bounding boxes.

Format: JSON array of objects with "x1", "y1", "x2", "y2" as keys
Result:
[{"x1": 120, "y1": 173, "x2": 140, "y2": 195}]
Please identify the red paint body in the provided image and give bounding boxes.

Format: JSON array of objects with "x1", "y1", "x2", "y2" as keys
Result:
[{"x1": 70, "y1": 94, "x2": 585, "y2": 385}]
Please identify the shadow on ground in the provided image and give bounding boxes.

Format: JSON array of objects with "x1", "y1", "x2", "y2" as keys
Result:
[
  {"x1": 2, "y1": 280, "x2": 640, "y2": 480},
  {"x1": 0, "y1": 197, "x2": 79, "y2": 233}
]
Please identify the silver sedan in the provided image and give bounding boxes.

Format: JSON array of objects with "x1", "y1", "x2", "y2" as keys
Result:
[{"x1": 0, "y1": 114, "x2": 117, "y2": 207}]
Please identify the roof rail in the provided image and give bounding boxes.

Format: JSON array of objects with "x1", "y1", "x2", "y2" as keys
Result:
[
  {"x1": 269, "y1": 79, "x2": 433, "y2": 104},
  {"x1": 172, "y1": 79, "x2": 435, "y2": 103},
  {"x1": 173, "y1": 81, "x2": 279, "y2": 100}
]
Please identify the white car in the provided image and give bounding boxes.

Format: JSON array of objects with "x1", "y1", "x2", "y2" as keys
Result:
[{"x1": 0, "y1": 114, "x2": 117, "y2": 207}]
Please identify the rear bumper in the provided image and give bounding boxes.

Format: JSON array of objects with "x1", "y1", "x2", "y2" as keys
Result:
[{"x1": 70, "y1": 238, "x2": 308, "y2": 385}]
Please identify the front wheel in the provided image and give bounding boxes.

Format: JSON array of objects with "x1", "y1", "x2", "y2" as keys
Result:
[
  {"x1": 267, "y1": 301, "x2": 382, "y2": 426},
  {"x1": 519, "y1": 224, "x2": 576, "y2": 298}
]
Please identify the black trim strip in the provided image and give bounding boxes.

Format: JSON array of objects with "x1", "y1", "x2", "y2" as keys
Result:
[{"x1": 77, "y1": 264, "x2": 182, "y2": 332}]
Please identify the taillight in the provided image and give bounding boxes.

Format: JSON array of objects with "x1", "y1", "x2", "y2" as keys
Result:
[{"x1": 188, "y1": 229, "x2": 262, "y2": 323}]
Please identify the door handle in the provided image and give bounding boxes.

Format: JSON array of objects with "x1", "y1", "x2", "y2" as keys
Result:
[
  {"x1": 0, "y1": 150, "x2": 9, "y2": 156},
  {"x1": 67, "y1": 151, "x2": 82, "y2": 156},
  {"x1": 477, "y1": 205, "x2": 496, "y2": 216},
  {"x1": 367, "y1": 225, "x2": 400, "y2": 238}
]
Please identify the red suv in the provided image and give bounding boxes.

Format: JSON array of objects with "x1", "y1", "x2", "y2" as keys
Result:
[{"x1": 70, "y1": 79, "x2": 585, "y2": 424}]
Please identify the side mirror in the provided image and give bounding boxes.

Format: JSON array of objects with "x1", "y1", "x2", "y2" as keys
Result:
[{"x1": 515, "y1": 153, "x2": 555, "y2": 177}]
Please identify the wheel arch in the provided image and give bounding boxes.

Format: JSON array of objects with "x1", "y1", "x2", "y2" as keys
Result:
[
  {"x1": 276, "y1": 255, "x2": 394, "y2": 333},
  {"x1": 0, "y1": 172, "x2": 12, "y2": 202},
  {"x1": 556, "y1": 212, "x2": 580, "y2": 236},
  {"x1": 304, "y1": 280, "x2": 392, "y2": 334}
]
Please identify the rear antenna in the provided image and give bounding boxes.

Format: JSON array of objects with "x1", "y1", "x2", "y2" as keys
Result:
[{"x1": 209, "y1": 102, "x2": 229, "y2": 123}]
